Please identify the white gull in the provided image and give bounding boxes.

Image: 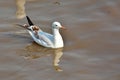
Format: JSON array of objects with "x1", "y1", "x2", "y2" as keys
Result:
[{"x1": 17, "y1": 16, "x2": 65, "y2": 48}]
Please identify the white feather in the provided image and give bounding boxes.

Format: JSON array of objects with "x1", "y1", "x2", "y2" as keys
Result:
[{"x1": 27, "y1": 22, "x2": 64, "y2": 48}]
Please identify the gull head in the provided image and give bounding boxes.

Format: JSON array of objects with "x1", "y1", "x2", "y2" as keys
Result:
[{"x1": 52, "y1": 21, "x2": 65, "y2": 29}]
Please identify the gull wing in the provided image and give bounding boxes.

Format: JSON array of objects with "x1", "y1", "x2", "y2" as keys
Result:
[
  {"x1": 37, "y1": 31, "x2": 54, "y2": 47},
  {"x1": 28, "y1": 30, "x2": 54, "y2": 48}
]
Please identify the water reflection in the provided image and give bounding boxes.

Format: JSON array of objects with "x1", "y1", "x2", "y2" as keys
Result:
[
  {"x1": 21, "y1": 42, "x2": 63, "y2": 71},
  {"x1": 15, "y1": 0, "x2": 61, "y2": 19},
  {"x1": 15, "y1": 0, "x2": 26, "y2": 19}
]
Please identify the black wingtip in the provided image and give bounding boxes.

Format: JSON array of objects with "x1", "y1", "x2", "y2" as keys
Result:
[{"x1": 26, "y1": 16, "x2": 34, "y2": 26}]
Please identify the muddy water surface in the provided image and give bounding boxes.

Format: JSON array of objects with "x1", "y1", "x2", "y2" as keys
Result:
[{"x1": 0, "y1": 0, "x2": 120, "y2": 80}]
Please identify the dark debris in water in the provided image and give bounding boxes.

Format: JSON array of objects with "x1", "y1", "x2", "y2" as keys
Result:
[{"x1": 53, "y1": 1, "x2": 61, "y2": 5}]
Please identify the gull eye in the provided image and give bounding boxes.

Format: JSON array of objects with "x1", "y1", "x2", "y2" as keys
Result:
[{"x1": 55, "y1": 24, "x2": 57, "y2": 26}]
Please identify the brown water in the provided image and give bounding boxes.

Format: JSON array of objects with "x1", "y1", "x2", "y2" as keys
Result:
[{"x1": 0, "y1": 0, "x2": 120, "y2": 80}]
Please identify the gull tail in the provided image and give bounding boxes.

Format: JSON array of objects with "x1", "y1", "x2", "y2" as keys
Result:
[
  {"x1": 26, "y1": 16, "x2": 34, "y2": 26},
  {"x1": 15, "y1": 24, "x2": 31, "y2": 31}
]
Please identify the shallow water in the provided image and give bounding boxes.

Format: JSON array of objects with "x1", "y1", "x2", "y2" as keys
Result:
[{"x1": 0, "y1": 0, "x2": 120, "y2": 80}]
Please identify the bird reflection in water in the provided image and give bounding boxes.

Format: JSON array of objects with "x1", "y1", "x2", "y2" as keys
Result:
[
  {"x1": 15, "y1": 0, "x2": 61, "y2": 19},
  {"x1": 21, "y1": 42, "x2": 63, "y2": 72},
  {"x1": 15, "y1": 0, "x2": 26, "y2": 19}
]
